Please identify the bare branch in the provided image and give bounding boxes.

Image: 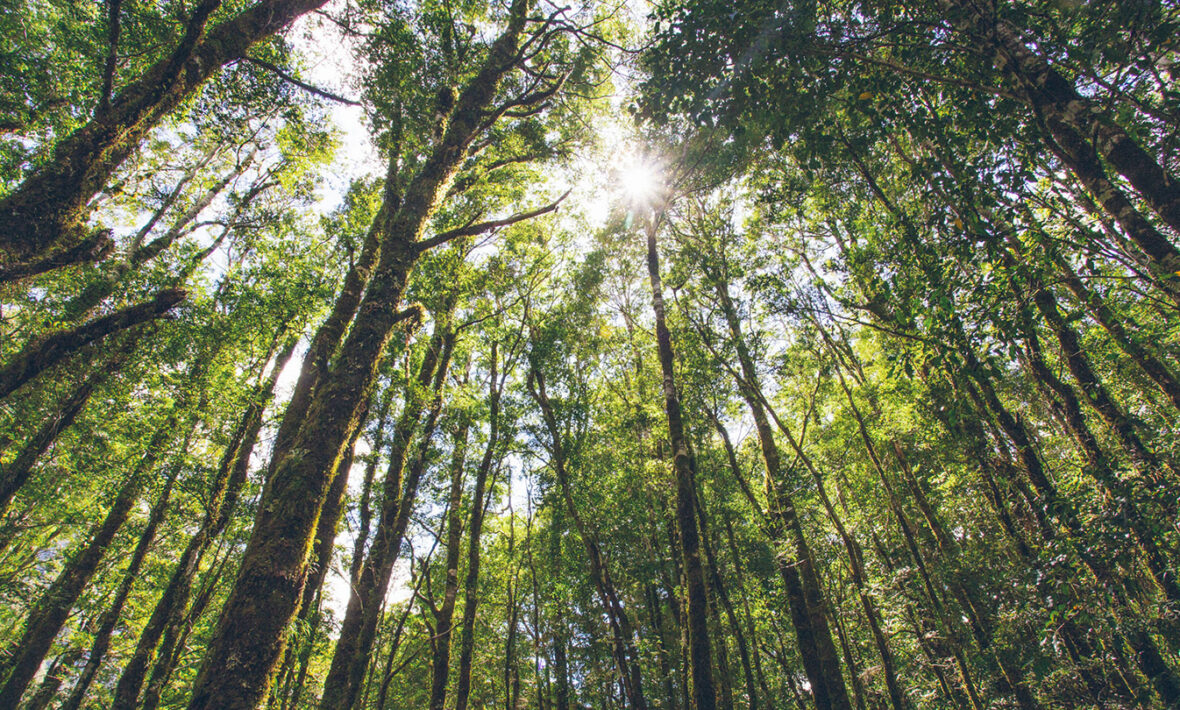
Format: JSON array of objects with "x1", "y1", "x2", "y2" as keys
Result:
[
  {"x1": 241, "y1": 56, "x2": 362, "y2": 106},
  {"x1": 415, "y1": 191, "x2": 571, "y2": 253}
]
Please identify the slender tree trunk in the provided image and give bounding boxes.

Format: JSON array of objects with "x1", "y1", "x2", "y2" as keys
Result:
[
  {"x1": 1032, "y1": 284, "x2": 1178, "y2": 490},
  {"x1": 454, "y1": 343, "x2": 507, "y2": 710},
  {"x1": 318, "y1": 323, "x2": 455, "y2": 710},
  {"x1": 528, "y1": 367, "x2": 649, "y2": 710},
  {"x1": 0, "y1": 341, "x2": 130, "y2": 516},
  {"x1": 23, "y1": 631, "x2": 88, "y2": 710},
  {"x1": 348, "y1": 388, "x2": 395, "y2": 586},
  {"x1": 186, "y1": 11, "x2": 533, "y2": 702},
  {"x1": 108, "y1": 340, "x2": 295, "y2": 710},
  {"x1": 705, "y1": 270, "x2": 850, "y2": 710},
  {"x1": 695, "y1": 495, "x2": 759, "y2": 710},
  {"x1": 427, "y1": 415, "x2": 472, "y2": 710},
  {"x1": 1048, "y1": 246, "x2": 1180, "y2": 411},
  {"x1": 58, "y1": 455, "x2": 180, "y2": 710},
  {"x1": 642, "y1": 211, "x2": 718, "y2": 710}
]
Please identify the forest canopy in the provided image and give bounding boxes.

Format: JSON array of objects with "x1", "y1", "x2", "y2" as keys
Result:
[{"x1": 0, "y1": 0, "x2": 1179, "y2": 708}]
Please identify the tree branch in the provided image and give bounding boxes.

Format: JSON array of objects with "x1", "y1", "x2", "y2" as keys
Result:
[
  {"x1": 98, "y1": 0, "x2": 123, "y2": 115},
  {"x1": 414, "y1": 190, "x2": 571, "y2": 253},
  {"x1": 241, "y1": 56, "x2": 362, "y2": 106}
]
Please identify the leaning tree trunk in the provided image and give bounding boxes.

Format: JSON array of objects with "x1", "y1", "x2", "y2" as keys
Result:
[
  {"x1": 109, "y1": 339, "x2": 295, "y2": 710},
  {"x1": 185, "y1": 7, "x2": 535, "y2": 703},
  {"x1": 0, "y1": 0, "x2": 332, "y2": 267},
  {"x1": 318, "y1": 324, "x2": 454, "y2": 710},
  {"x1": 427, "y1": 415, "x2": 472, "y2": 710},
  {"x1": 0, "y1": 420, "x2": 178, "y2": 707},
  {"x1": 940, "y1": 0, "x2": 1180, "y2": 294},
  {"x1": 706, "y1": 272, "x2": 851, "y2": 710},
  {"x1": 528, "y1": 367, "x2": 649, "y2": 710},
  {"x1": 0, "y1": 287, "x2": 184, "y2": 400},
  {"x1": 0, "y1": 339, "x2": 131, "y2": 516},
  {"x1": 58, "y1": 450, "x2": 180, "y2": 710}
]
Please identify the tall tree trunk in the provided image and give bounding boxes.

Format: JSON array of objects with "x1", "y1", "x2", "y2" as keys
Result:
[
  {"x1": 695, "y1": 494, "x2": 759, "y2": 710},
  {"x1": 317, "y1": 320, "x2": 454, "y2": 710},
  {"x1": 705, "y1": 270, "x2": 850, "y2": 710},
  {"x1": 427, "y1": 414, "x2": 472, "y2": 710},
  {"x1": 642, "y1": 211, "x2": 718, "y2": 710},
  {"x1": 185, "y1": 9, "x2": 534, "y2": 703},
  {"x1": 454, "y1": 342, "x2": 506, "y2": 710},
  {"x1": 940, "y1": 0, "x2": 1180, "y2": 295},
  {"x1": 23, "y1": 630, "x2": 88, "y2": 710},
  {"x1": 0, "y1": 341, "x2": 130, "y2": 516},
  {"x1": 1046, "y1": 245, "x2": 1180, "y2": 412},
  {"x1": 528, "y1": 367, "x2": 649, "y2": 710},
  {"x1": 108, "y1": 339, "x2": 295, "y2": 710},
  {"x1": 58, "y1": 451, "x2": 180, "y2": 710}
]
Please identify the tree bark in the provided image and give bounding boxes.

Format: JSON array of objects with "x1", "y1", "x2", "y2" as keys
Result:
[
  {"x1": 642, "y1": 212, "x2": 718, "y2": 710},
  {"x1": 0, "y1": 342, "x2": 129, "y2": 516},
  {"x1": 0, "y1": 420, "x2": 176, "y2": 707},
  {"x1": 427, "y1": 415, "x2": 472, "y2": 710},
  {"x1": 0, "y1": 0, "x2": 331, "y2": 266},
  {"x1": 58, "y1": 451, "x2": 180, "y2": 710},
  {"x1": 704, "y1": 270, "x2": 850, "y2": 710},
  {"x1": 108, "y1": 340, "x2": 294, "y2": 710},
  {"x1": 528, "y1": 367, "x2": 649, "y2": 710},
  {"x1": 941, "y1": 0, "x2": 1180, "y2": 294},
  {"x1": 454, "y1": 342, "x2": 506, "y2": 710},
  {"x1": 0, "y1": 287, "x2": 184, "y2": 400},
  {"x1": 317, "y1": 321, "x2": 454, "y2": 710}
]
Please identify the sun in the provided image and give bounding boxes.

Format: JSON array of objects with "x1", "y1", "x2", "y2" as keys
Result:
[{"x1": 617, "y1": 155, "x2": 663, "y2": 206}]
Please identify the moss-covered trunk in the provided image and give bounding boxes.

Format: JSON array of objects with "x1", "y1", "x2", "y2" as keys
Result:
[
  {"x1": 319, "y1": 328, "x2": 454, "y2": 710},
  {"x1": 453, "y1": 343, "x2": 503, "y2": 710},
  {"x1": 0, "y1": 287, "x2": 184, "y2": 400},
  {"x1": 0, "y1": 0, "x2": 331, "y2": 267},
  {"x1": 427, "y1": 415, "x2": 472, "y2": 710}
]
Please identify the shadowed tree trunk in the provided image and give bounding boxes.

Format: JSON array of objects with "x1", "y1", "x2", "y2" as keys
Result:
[
  {"x1": 939, "y1": 0, "x2": 1180, "y2": 295},
  {"x1": 318, "y1": 322, "x2": 455, "y2": 710},
  {"x1": 106, "y1": 339, "x2": 295, "y2": 710},
  {"x1": 0, "y1": 341, "x2": 131, "y2": 516},
  {"x1": 702, "y1": 267, "x2": 850, "y2": 710},
  {"x1": 0, "y1": 419, "x2": 179, "y2": 707},
  {"x1": 528, "y1": 367, "x2": 649, "y2": 710},
  {"x1": 454, "y1": 342, "x2": 508, "y2": 710},
  {"x1": 185, "y1": 8, "x2": 537, "y2": 704},
  {"x1": 642, "y1": 209, "x2": 718, "y2": 710},
  {"x1": 427, "y1": 413, "x2": 472, "y2": 710},
  {"x1": 57, "y1": 445, "x2": 181, "y2": 710},
  {"x1": 0, "y1": 0, "x2": 332, "y2": 267},
  {"x1": 0, "y1": 288, "x2": 184, "y2": 400}
]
